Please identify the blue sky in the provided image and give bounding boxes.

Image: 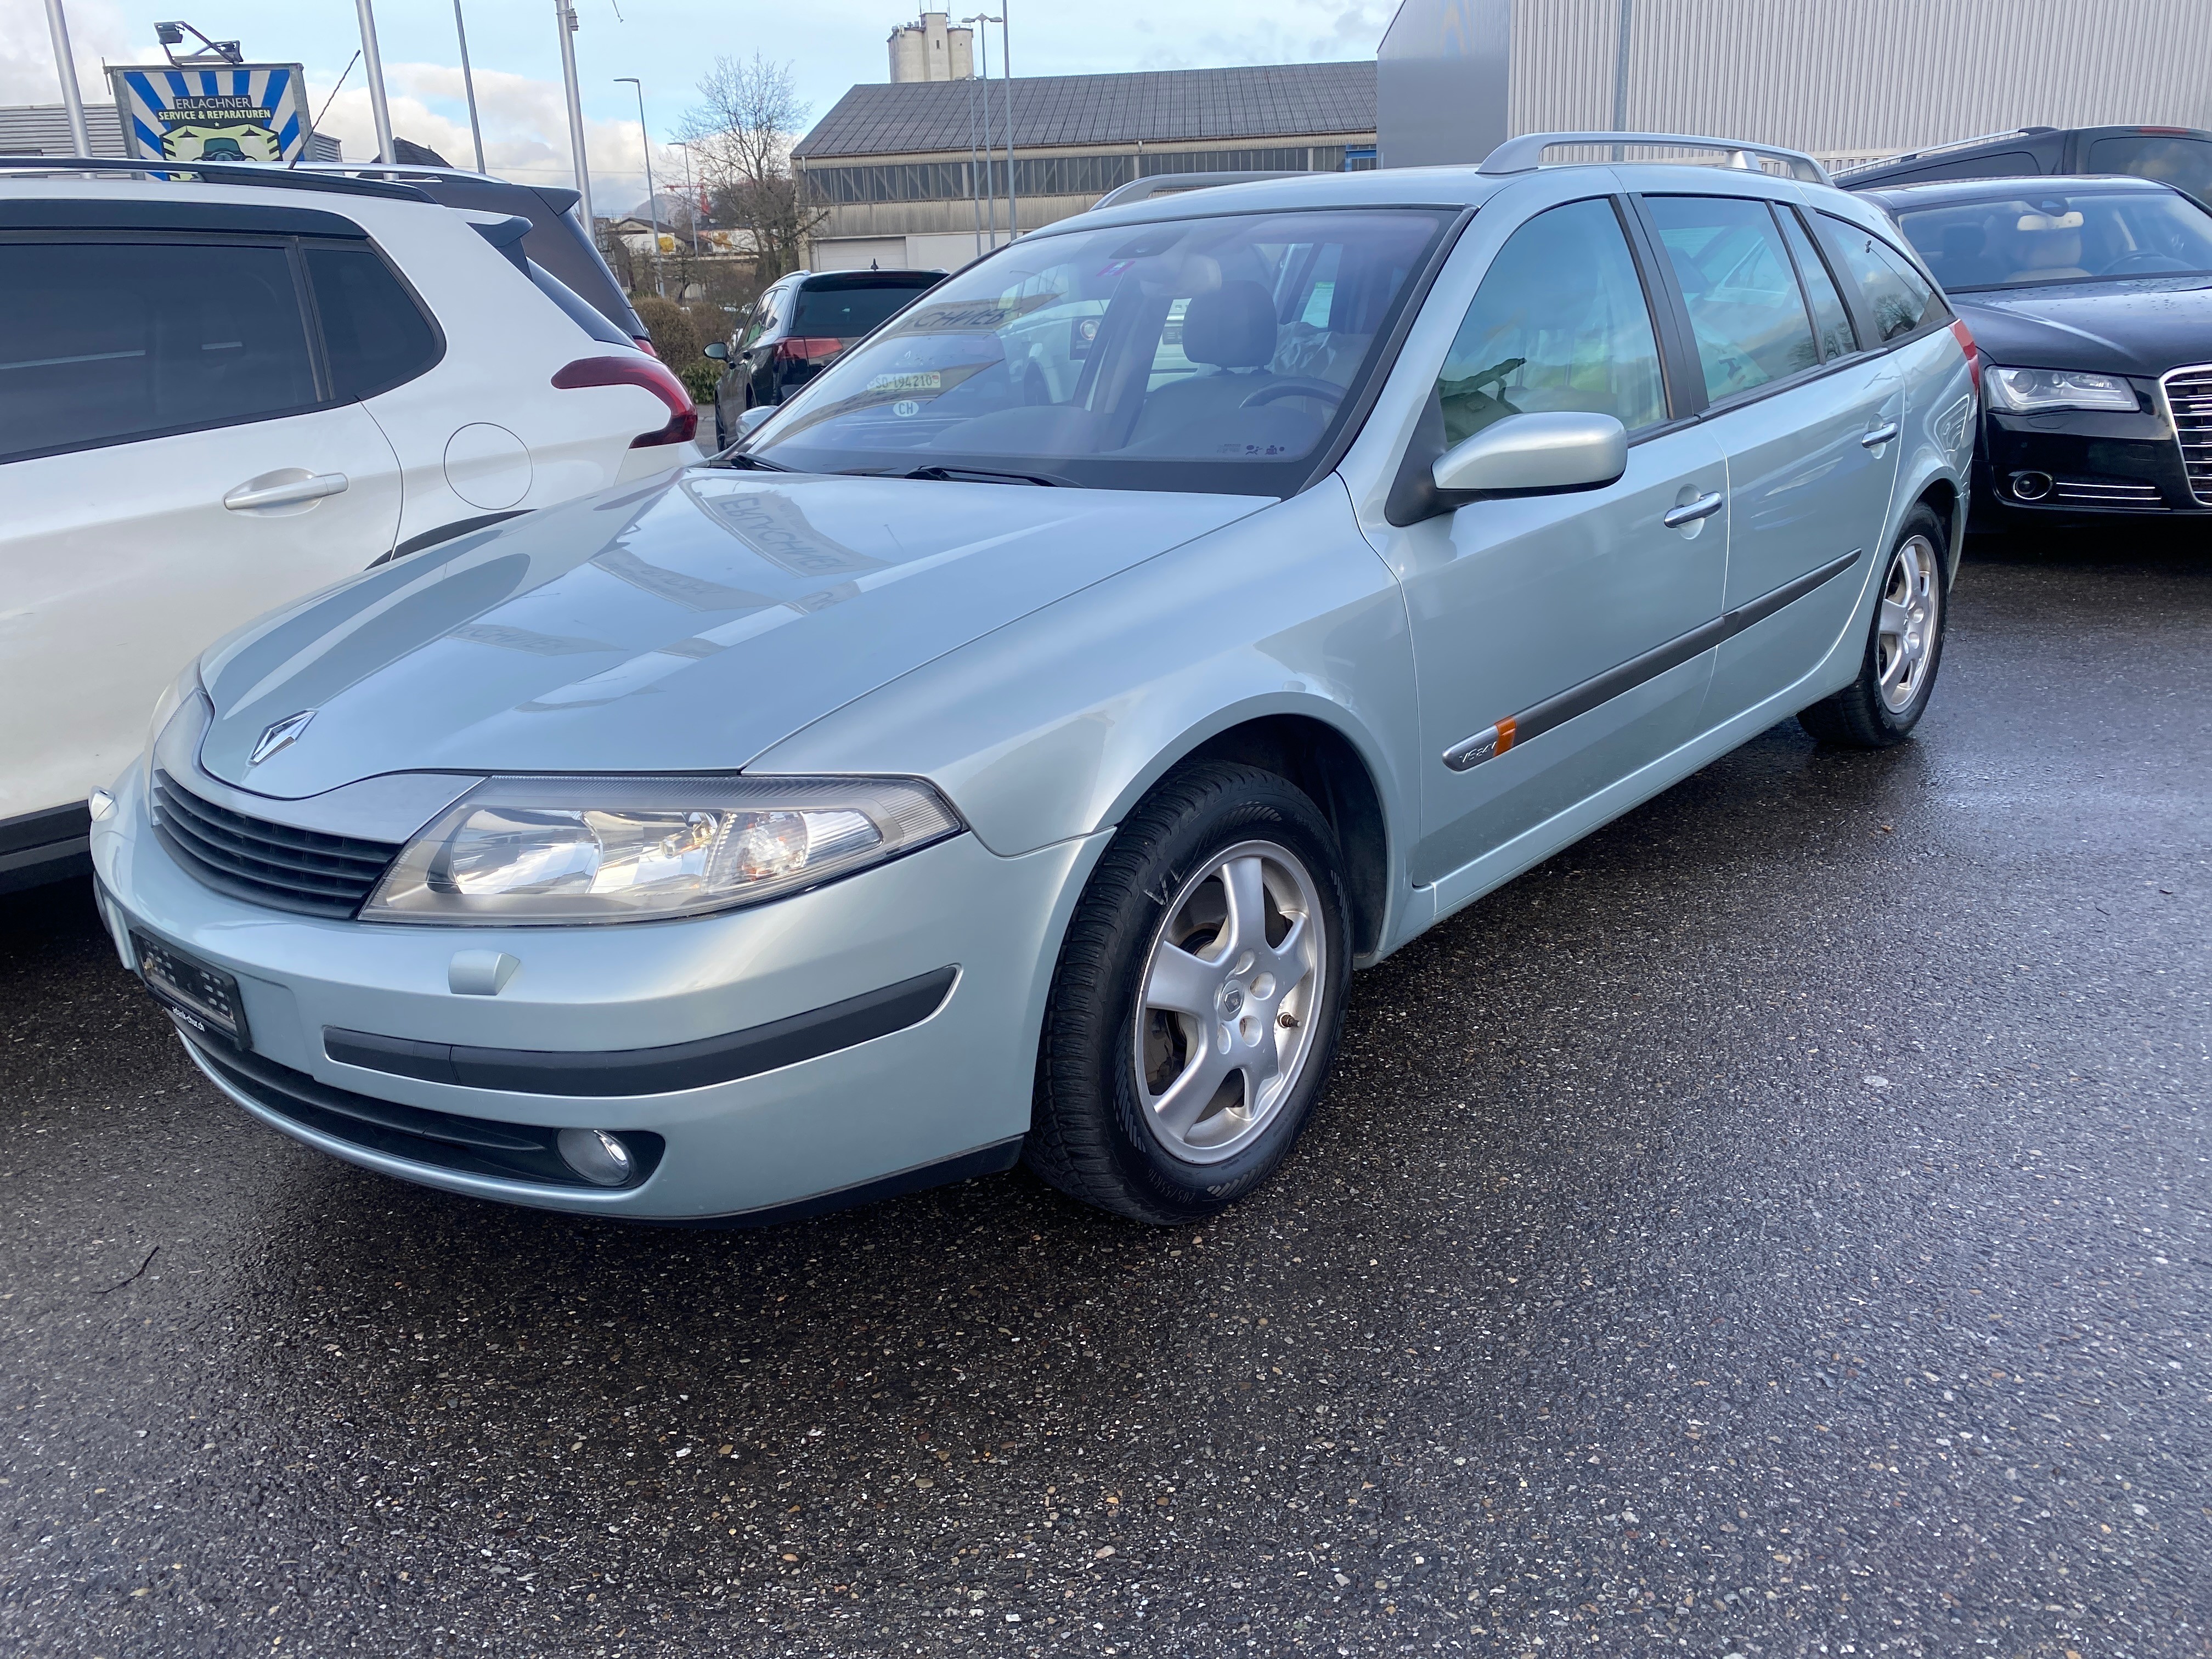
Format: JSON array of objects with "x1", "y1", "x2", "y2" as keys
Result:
[{"x1": 8, "y1": 0, "x2": 1392, "y2": 209}]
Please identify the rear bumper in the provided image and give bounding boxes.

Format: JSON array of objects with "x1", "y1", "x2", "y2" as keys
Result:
[{"x1": 92, "y1": 760, "x2": 1104, "y2": 1221}]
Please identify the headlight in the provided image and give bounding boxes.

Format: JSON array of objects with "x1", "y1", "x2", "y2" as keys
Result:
[
  {"x1": 1985, "y1": 366, "x2": 2138, "y2": 414},
  {"x1": 360, "y1": 774, "x2": 963, "y2": 926}
]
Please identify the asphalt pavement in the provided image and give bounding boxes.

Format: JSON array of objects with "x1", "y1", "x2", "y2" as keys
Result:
[{"x1": 3, "y1": 527, "x2": 2206, "y2": 1658}]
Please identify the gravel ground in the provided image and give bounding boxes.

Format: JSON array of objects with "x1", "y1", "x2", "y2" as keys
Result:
[{"x1": 2, "y1": 529, "x2": 2206, "y2": 1658}]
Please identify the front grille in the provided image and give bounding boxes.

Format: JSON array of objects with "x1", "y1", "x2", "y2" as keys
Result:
[
  {"x1": 153, "y1": 771, "x2": 402, "y2": 918},
  {"x1": 182, "y1": 1030, "x2": 662, "y2": 1189},
  {"x1": 2165, "y1": 363, "x2": 2212, "y2": 505},
  {"x1": 2048, "y1": 476, "x2": 2166, "y2": 509}
]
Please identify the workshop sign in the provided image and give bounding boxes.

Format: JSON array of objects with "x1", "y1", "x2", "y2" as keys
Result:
[{"x1": 106, "y1": 64, "x2": 312, "y2": 163}]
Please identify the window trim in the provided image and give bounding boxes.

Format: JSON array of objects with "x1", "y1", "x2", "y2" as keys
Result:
[
  {"x1": 1774, "y1": 202, "x2": 1865, "y2": 360},
  {"x1": 0, "y1": 226, "x2": 443, "y2": 466}
]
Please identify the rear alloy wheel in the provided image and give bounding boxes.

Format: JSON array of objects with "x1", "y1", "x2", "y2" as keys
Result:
[
  {"x1": 1026, "y1": 763, "x2": 1351, "y2": 1224},
  {"x1": 1799, "y1": 505, "x2": 1949, "y2": 748}
]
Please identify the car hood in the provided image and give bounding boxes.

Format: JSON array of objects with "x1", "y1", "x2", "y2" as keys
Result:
[
  {"x1": 196, "y1": 469, "x2": 1262, "y2": 799},
  {"x1": 1954, "y1": 275, "x2": 2212, "y2": 377}
]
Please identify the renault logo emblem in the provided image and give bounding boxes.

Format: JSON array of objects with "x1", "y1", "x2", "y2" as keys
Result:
[{"x1": 249, "y1": 710, "x2": 315, "y2": 766}]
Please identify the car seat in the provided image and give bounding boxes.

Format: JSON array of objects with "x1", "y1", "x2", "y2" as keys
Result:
[
  {"x1": 1937, "y1": 222, "x2": 2006, "y2": 287},
  {"x1": 1125, "y1": 280, "x2": 1280, "y2": 445},
  {"x1": 2006, "y1": 217, "x2": 2092, "y2": 283}
]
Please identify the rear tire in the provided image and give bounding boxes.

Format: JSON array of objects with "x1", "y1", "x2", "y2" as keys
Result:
[
  {"x1": 1799, "y1": 504, "x2": 1949, "y2": 748},
  {"x1": 1025, "y1": 763, "x2": 1352, "y2": 1224}
]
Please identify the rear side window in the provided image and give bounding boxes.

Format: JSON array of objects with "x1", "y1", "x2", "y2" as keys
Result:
[
  {"x1": 526, "y1": 258, "x2": 632, "y2": 347},
  {"x1": 304, "y1": 243, "x2": 440, "y2": 400},
  {"x1": 792, "y1": 280, "x2": 935, "y2": 340},
  {"x1": 1818, "y1": 214, "x2": 1944, "y2": 342},
  {"x1": 2087, "y1": 135, "x2": 2212, "y2": 205},
  {"x1": 1434, "y1": 197, "x2": 1668, "y2": 444},
  {"x1": 0, "y1": 238, "x2": 315, "y2": 462},
  {"x1": 1779, "y1": 207, "x2": 1857, "y2": 361},
  {"x1": 1645, "y1": 195, "x2": 1820, "y2": 402},
  {"x1": 1872, "y1": 149, "x2": 2041, "y2": 187}
]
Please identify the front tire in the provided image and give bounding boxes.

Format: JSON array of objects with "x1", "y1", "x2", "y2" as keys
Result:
[
  {"x1": 1025, "y1": 763, "x2": 1352, "y2": 1224},
  {"x1": 1799, "y1": 505, "x2": 1949, "y2": 748}
]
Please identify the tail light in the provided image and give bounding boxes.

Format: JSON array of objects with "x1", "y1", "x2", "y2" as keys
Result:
[
  {"x1": 771, "y1": 336, "x2": 845, "y2": 366},
  {"x1": 633, "y1": 335, "x2": 659, "y2": 357},
  {"x1": 1949, "y1": 317, "x2": 1982, "y2": 396},
  {"x1": 551, "y1": 355, "x2": 698, "y2": 448}
]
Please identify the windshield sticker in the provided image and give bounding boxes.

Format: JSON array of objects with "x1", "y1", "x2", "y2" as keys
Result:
[{"x1": 893, "y1": 292, "x2": 1063, "y2": 334}]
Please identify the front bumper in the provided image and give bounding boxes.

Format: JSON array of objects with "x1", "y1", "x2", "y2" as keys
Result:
[
  {"x1": 92, "y1": 760, "x2": 1103, "y2": 1221},
  {"x1": 1979, "y1": 402, "x2": 2207, "y2": 517}
]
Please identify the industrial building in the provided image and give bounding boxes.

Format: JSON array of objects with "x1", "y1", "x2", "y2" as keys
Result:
[
  {"x1": 792, "y1": 61, "x2": 1376, "y2": 272},
  {"x1": 888, "y1": 10, "x2": 975, "y2": 83},
  {"x1": 1379, "y1": 0, "x2": 2212, "y2": 171}
]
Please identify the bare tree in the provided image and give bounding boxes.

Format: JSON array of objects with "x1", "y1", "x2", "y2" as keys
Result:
[{"x1": 680, "y1": 55, "x2": 825, "y2": 281}]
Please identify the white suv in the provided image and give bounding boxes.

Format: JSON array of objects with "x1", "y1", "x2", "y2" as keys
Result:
[{"x1": 0, "y1": 162, "x2": 697, "y2": 891}]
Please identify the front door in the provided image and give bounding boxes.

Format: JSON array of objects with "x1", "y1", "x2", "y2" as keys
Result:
[{"x1": 1361, "y1": 195, "x2": 1730, "y2": 888}]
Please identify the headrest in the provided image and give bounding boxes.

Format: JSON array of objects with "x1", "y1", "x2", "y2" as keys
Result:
[{"x1": 1181, "y1": 279, "x2": 1276, "y2": 369}]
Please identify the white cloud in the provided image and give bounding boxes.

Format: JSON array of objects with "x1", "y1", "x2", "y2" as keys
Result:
[{"x1": 0, "y1": 0, "x2": 163, "y2": 108}]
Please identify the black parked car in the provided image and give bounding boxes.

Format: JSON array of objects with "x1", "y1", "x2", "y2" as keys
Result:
[
  {"x1": 1862, "y1": 174, "x2": 2212, "y2": 524},
  {"x1": 707, "y1": 268, "x2": 943, "y2": 448},
  {"x1": 1841, "y1": 125, "x2": 2212, "y2": 209}
]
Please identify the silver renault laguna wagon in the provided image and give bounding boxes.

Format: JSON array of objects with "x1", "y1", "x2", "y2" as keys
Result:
[{"x1": 94, "y1": 133, "x2": 1976, "y2": 1226}]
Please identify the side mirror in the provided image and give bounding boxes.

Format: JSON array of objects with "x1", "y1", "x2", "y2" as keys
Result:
[
  {"x1": 703, "y1": 341, "x2": 728, "y2": 361},
  {"x1": 1431, "y1": 411, "x2": 1628, "y2": 497},
  {"x1": 735, "y1": 405, "x2": 774, "y2": 437}
]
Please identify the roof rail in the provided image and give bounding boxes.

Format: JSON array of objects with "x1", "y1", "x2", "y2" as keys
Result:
[
  {"x1": 0, "y1": 155, "x2": 434, "y2": 203},
  {"x1": 1829, "y1": 126, "x2": 2059, "y2": 177},
  {"x1": 1477, "y1": 132, "x2": 1832, "y2": 187},
  {"x1": 1093, "y1": 170, "x2": 1311, "y2": 210}
]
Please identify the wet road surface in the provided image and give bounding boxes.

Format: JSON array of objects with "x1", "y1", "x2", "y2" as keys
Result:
[{"x1": 3, "y1": 532, "x2": 2207, "y2": 1657}]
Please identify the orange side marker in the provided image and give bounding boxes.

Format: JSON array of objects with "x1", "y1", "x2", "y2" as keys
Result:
[{"x1": 1493, "y1": 715, "x2": 1517, "y2": 755}]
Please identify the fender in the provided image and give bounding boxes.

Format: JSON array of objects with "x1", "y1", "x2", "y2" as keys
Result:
[{"x1": 752, "y1": 476, "x2": 1424, "y2": 893}]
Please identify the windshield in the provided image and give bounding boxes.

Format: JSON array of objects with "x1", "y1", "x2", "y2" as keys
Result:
[
  {"x1": 792, "y1": 279, "x2": 939, "y2": 339},
  {"x1": 1893, "y1": 189, "x2": 2212, "y2": 291},
  {"x1": 740, "y1": 208, "x2": 1452, "y2": 495}
]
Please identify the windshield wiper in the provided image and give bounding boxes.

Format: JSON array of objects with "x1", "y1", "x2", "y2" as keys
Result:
[
  {"x1": 713, "y1": 449, "x2": 795, "y2": 472},
  {"x1": 896, "y1": 464, "x2": 1069, "y2": 487}
]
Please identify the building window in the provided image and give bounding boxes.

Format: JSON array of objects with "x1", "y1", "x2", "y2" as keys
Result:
[{"x1": 800, "y1": 144, "x2": 1367, "y2": 204}]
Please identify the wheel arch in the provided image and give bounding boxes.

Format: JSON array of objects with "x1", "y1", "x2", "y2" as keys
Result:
[{"x1": 1913, "y1": 474, "x2": 1965, "y2": 582}]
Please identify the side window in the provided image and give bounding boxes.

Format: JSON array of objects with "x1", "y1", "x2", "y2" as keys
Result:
[
  {"x1": 1434, "y1": 196, "x2": 1667, "y2": 447},
  {"x1": 1779, "y1": 207, "x2": 1857, "y2": 362},
  {"x1": 304, "y1": 243, "x2": 440, "y2": 400},
  {"x1": 1644, "y1": 195, "x2": 1819, "y2": 402},
  {"x1": 1818, "y1": 213, "x2": 1944, "y2": 343},
  {"x1": 2087, "y1": 135, "x2": 2212, "y2": 206},
  {"x1": 0, "y1": 238, "x2": 315, "y2": 463}
]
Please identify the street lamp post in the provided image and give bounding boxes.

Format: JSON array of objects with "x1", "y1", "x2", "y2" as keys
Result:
[
  {"x1": 962, "y1": 13, "x2": 1002, "y2": 248},
  {"x1": 553, "y1": 0, "x2": 594, "y2": 234},
  {"x1": 353, "y1": 0, "x2": 396, "y2": 164},
  {"x1": 615, "y1": 77, "x2": 662, "y2": 298},
  {"x1": 41, "y1": 0, "x2": 90, "y2": 157},
  {"x1": 998, "y1": 5, "x2": 1017, "y2": 244},
  {"x1": 452, "y1": 0, "x2": 487, "y2": 173}
]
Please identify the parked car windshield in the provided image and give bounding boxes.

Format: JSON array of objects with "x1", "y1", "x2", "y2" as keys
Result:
[
  {"x1": 791, "y1": 277, "x2": 940, "y2": 340},
  {"x1": 741, "y1": 208, "x2": 1452, "y2": 495},
  {"x1": 1892, "y1": 188, "x2": 2212, "y2": 291}
]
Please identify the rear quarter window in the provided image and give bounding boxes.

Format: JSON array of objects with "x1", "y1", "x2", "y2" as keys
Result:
[
  {"x1": 304, "y1": 242, "x2": 442, "y2": 399},
  {"x1": 1817, "y1": 213, "x2": 1946, "y2": 342},
  {"x1": 2087, "y1": 135, "x2": 2212, "y2": 205}
]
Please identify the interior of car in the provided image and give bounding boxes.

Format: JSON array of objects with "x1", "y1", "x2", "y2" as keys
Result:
[{"x1": 1897, "y1": 190, "x2": 2212, "y2": 290}]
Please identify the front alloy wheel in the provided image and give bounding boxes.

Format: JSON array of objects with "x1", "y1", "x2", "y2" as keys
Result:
[{"x1": 1026, "y1": 762, "x2": 1352, "y2": 1224}]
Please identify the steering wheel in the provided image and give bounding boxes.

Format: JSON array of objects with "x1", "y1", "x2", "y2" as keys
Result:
[
  {"x1": 2100, "y1": 251, "x2": 2189, "y2": 275},
  {"x1": 1240, "y1": 377, "x2": 1347, "y2": 409}
]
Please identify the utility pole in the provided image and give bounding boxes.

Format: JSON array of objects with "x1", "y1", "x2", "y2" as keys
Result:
[
  {"x1": 616, "y1": 77, "x2": 663, "y2": 297},
  {"x1": 998, "y1": 6, "x2": 1016, "y2": 244},
  {"x1": 42, "y1": 0, "x2": 90, "y2": 156},
  {"x1": 452, "y1": 0, "x2": 487, "y2": 172},
  {"x1": 1609, "y1": 0, "x2": 1633, "y2": 161},
  {"x1": 964, "y1": 14, "x2": 1002, "y2": 247},
  {"x1": 554, "y1": 0, "x2": 595, "y2": 236},
  {"x1": 354, "y1": 0, "x2": 396, "y2": 163}
]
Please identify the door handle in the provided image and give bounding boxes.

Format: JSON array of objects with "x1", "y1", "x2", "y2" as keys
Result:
[
  {"x1": 1662, "y1": 490, "x2": 1725, "y2": 529},
  {"x1": 223, "y1": 472, "x2": 349, "y2": 511},
  {"x1": 1860, "y1": 422, "x2": 1900, "y2": 448}
]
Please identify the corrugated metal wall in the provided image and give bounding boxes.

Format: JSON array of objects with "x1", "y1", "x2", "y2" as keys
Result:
[
  {"x1": 1509, "y1": 0, "x2": 2212, "y2": 161},
  {"x1": 0, "y1": 105, "x2": 128, "y2": 156}
]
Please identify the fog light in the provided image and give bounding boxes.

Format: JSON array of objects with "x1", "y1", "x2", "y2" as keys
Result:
[
  {"x1": 2009, "y1": 470, "x2": 2052, "y2": 502},
  {"x1": 557, "y1": 1127, "x2": 636, "y2": 1187}
]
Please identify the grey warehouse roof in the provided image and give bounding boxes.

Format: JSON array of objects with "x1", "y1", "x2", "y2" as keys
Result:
[{"x1": 794, "y1": 60, "x2": 1376, "y2": 161}]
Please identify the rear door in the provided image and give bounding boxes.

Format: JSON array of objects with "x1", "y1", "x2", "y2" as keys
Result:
[
  {"x1": 1636, "y1": 193, "x2": 1902, "y2": 725},
  {"x1": 0, "y1": 230, "x2": 402, "y2": 822}
]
